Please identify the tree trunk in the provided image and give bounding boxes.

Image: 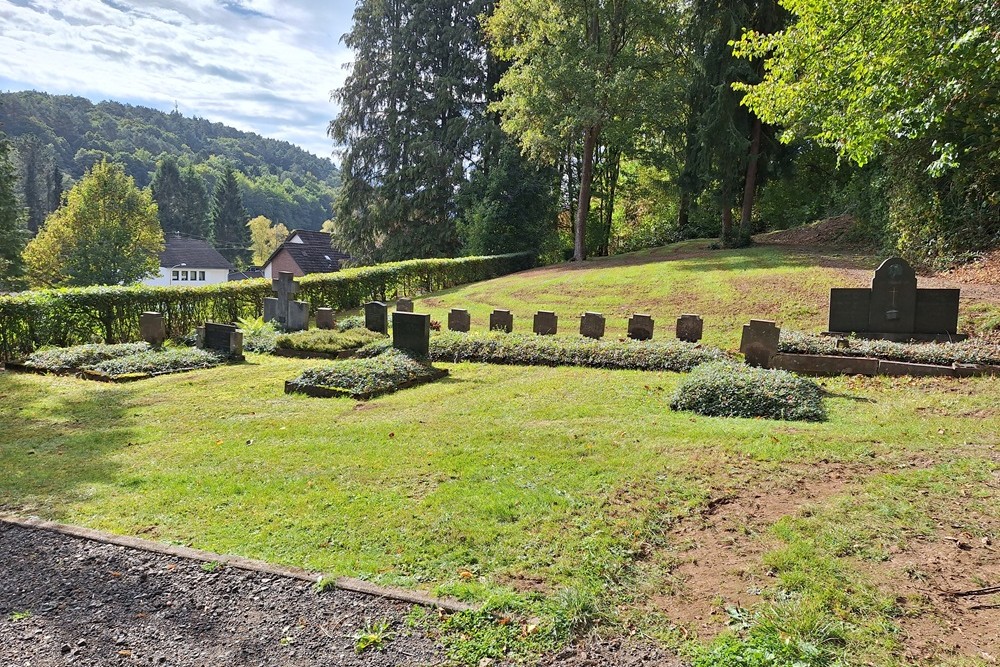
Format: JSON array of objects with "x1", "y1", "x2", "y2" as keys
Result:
[
  {"x1": 720, "y1": 181, "x2": 733, "y2": 247},
  {"x1": 574, "y1": 126, "x2": 598, "y2": 262},
  {"x1": 677, "y1": 191, "x2": 690, "y2": 230},
  {"x1": 738, "y1": 116, "x2": 763, "y2": 247},
  {"x1": 601, "y1": 150, "x2": 621, "y2": 256}
]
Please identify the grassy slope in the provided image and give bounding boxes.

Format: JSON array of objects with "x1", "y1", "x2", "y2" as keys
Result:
[{"x1": 2, "y1": 243, "x2": 999, "y2": 665}]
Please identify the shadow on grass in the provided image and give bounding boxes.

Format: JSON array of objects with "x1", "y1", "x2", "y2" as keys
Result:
[{"x1": 0, "y1": 372, "x2": 138, "y2": 513}]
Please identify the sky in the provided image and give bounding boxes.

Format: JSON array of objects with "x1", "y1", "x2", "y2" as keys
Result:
[{"x1": 0, "y1": 0, "x2": 358, "y2": 159}]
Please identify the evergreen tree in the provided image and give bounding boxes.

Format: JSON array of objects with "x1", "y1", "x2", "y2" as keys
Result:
[
  {"x1": 0, "y1": 132, "x2": 28, "y2": 290},
  {"x1": 12, "y1": 134, "x2": 56, "y2": 233},
  {"x1": 330, "y1": 0, "x2": 493, "y2": 263},
  {"x1": 48, "y1": 165, "x2": 63, "y2": 212},
  {"x1": 150, "y1": 156, "x2": 185, "y2": 234},
  {"x1": 178, "y1": 165, "x2": 212, "y2": 240},
  {"x1": 211, "y1": 165, "x2": 249, "y2": 266}
]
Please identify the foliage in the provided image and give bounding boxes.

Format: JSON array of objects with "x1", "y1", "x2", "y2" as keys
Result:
[
  {"x1": 275, "y1": 328, "x2": 385, "y2": 355},
  {"x1": 0, "y1": 132, "x2": 29, "y2": 290},
  {"x1": 0, "y1": 91, "x2": 340, "y2": 231},
  {"x1": 688, "y1": 622, "x2": 837, "y2": 667},
  {"x1": 0, "y1": 252, "x2": 533, "y2": 361},
  {"x1": 211, "y1": 165, "x2": 250, "y2": 267},
  {"x1": 177, "y1": 165, "x2": 212, "y2": 240},
  {"x1": 670, "y1": 361, "x2": 826, "y2": 421},
  {"x1": 336, "y1": 315, "x2": 366, "y2": 332},
  {"x1": 83, "y1": 347, "x2": 222, "y2": 378},
  {"x1": 21, "y1": 342, "x2": 151, "y2": 372},
  {"x1": 247, "y1": 215, "x2": 289, "y2": 266},
  {"x1": 235, "y1": 316, "x2": 279, "y2": 354},
  {"x1": 352, "y1": 619, "x2": 394, "y2": 654},
  {"x1": 23, "y1": 160, "x2": 164, "y2": 288},
  {"x1": 10, "y1": 133, "x2": 59, "y2": 233},
  {"x1": 413, "y1": 331, "x2": 727, "y2": 372},
  {"x1": 150, "y1": 155, "x2": 185, "y2": 235},
  {"x1": 287, "y1": 349, "x2": 443, "y2": 398},
  {"x1": 778, "y1": 331, "x2": 1000, "y2": 367}
]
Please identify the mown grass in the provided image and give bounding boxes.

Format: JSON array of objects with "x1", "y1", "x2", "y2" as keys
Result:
[{"x1": 2, "y1": 243, "x2": 998, "y2": 665}]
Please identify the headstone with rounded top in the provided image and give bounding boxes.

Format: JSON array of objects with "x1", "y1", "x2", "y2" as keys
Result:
[
  {"x1": 869, "y1": 257, "x2": 917, "y2": 334},
  {"x1": 448, "y1": 308, "x2": 471, "y2": 332},
  {"x1": 140, "y1": 311, "x2": 166, "y2": 348},
  {"x1": 628, "y1": 314, "x2": 654, "y2": 341},
  {"x1": 490, "y1": 309, "x2": 513, "y2": 333},
  {"x1": 533, "y1": 311, "x2": 558, "y2": 335},
  {"x1": 740, "y1": 319, "x2": 780, "y2": 367},
  {"x1": 580, "y1": 312, "x2": 605, "y2": 339},
  {"x1": 365, "y1": 301, "x2": 388, "y2": 334},
  {"x1": 676, "y1": 314, "x2": 703, "y2": 343}
]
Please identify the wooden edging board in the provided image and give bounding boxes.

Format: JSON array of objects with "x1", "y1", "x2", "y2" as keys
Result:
[
  {"x1": 0, "y1": 514, "x2": 475, "y2": 613},
  {"x1": 285, "y1": 368, "x2": 449, "y2": 400}
]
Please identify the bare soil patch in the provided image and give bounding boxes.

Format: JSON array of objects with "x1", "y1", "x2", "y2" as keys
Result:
[
  {"x1": 940, "y1": 249, "x2": 1000, "y2": 286},
  {"x1": 752, "y1": 215, "x2": 862, "y2": 248}
]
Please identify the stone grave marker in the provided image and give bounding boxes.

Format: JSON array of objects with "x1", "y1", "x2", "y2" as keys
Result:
[
  {"x1": 396, "y1": 298, "x2": 414, "y2": 313},
  {"x1": 365, "y1": 301, "x2": 388, "y2": 334},
  {"x1": 827, "y1": 257, "x2": 963, "y2": 341},
  {"x1": 265, "y1": 271, "x2": 310, "y2": 332},
  {"x1": 676, "y1": 314, "x2": 703, "y2": 343},
  {"x1": 448, "y1": 308, "x2": 471, "y2": 332},
  {"x1": 490, "y1": 309, "x2": 513, "y2": 333},
  {"x1": 580, "y1": 312, "x2": 605, "y2": 339},
  {"x1": 393, "y1": 311, "x2": 430, "y2": 357},
  {"x1": 533, "y1": 311, "x2": 558, "y2": 335},
  {"x1": 199, "y1": 322, "x2": 244, "y2": 360},
  {"x1": 139, "y1": 311, "x2": 166, "y2": 347},
  {"x1": 287, "y1": 301, "x2": 310, "y2": 332},
  {"x1": 740, "y1": 319, "x2": 780, "y2": 367},
  {"x1": 315, "y1": 307, "x2": 335, "y2": 330},
  {"x1": 627, "y1": 314, "x2": 654, "y2": 341}
]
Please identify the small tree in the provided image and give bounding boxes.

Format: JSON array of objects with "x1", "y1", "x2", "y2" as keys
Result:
[
  {"x1": 23, "y1": 160, "x2": 163, "y2": 287},
  {"x1": 247, "y1": 215, "x2": 289, "y2": 265}
]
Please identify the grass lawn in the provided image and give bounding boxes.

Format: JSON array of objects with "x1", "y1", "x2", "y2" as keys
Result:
[{"x1": 2, "y1": 243, "x2": 999, "y2": 665}]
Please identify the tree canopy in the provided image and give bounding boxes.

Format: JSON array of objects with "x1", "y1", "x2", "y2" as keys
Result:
[{"x1": 0, "y1": 132, "x2": 28, "y2": 290}]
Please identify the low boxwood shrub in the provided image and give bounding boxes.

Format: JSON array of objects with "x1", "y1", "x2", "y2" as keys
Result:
[
  {"x1": 779, "y1": 330, "x2": 1000, "y2": 366},
  {"x1": 670, "y1": 361, "x2": 826, "y2": 421},
  {"x1": 336, "y1": 315, "x2": 366, "y2": 332},
  {"x1": 287, "y1": 349, "x2": 444, "y2": 398},
  {"x1": 21, "y1": 342, "x2": 151, "y2": 372},
  {"x1": 419, "y1": 331, "x2": 727, "y2": 371},
  {"x1": 84, "y1": 347, "x2": 222, "y2": 378},
  {"x1": 275, "y1": 328, "x2": 386, "y2": 355}
]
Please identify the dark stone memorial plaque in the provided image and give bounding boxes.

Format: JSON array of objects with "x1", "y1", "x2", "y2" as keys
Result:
[
  {"x1": 580, "y1": 312, "x2": 605, "y2": 339},
  {"x1": 740, "y1": 319, "x2": 780, "y2": 367},
  {"x1": 396, "y1": 298, "x2": 414, "y2": 313},
  {"x1": 828, "y1": 288, "x2": 871, "y2": 333},
  {"x1": 533, "y1": 311, "x2": 558, "y2": 335},
  {"x1": 675, "y1": 314, "x2": 703, "y2": 343},
  {"x1": 869, "y1": 257, "x2": 917, "y2": 334},
  {"x1": 316, "y1": 307, "x2": 335, "y2": 330},
  {"x1": 913, "y1": 289, "x2": 960, "y2": 335},
  {"x1": 200, "y1": 322, "x2": 244, "y2": 360},
  {"x1": 627, "y1": 314, "x2": 654, "y2": 341},
  {"x1": 490, "y1": 309, "x2": 513, "y2": 333},
  {"x1": 365, "y1": 301, "x2": 388, "y2": 334},
  {"x1": 393, "y1": 311, "x2": 430, "y2": 357},
  {"x1": 448, "y1": 308, "x2": 471, "y2": 332}
]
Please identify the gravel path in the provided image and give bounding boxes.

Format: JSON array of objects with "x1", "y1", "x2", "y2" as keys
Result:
[{"x1": 0, "y1": 522, "x2": 442, "y2": 666}]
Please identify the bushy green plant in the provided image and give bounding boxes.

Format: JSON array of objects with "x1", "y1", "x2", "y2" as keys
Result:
[
  {"x1": 275, "y1": 328, "x2": 385, "y2": 355},
  {"x1": 779, "y1": 330, "x2": 1000, "y2": 366},
  {"x1": 235, "y1": 316, "x2": 279, "y2": 353},
  {"x1": 21, "y1": 342, "x2": 151, "y2": 372},
  {"x1": 287, "y1": 349, "x2": 443, "y2": 398},
  {"x1": 419, "y1": 331, "x2": 727, "y2": 372},
  {"x1": 84, "y1": 347, "x2": 222, "y2": 377},
  {"x1": 336, "y1": 315, "x2": 366, "y2": 331},
  {"x1": 670, "y1": 361, "x2": 826, "y2": 421}
]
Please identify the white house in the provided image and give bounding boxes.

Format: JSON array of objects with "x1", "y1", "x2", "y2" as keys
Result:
[{"x1": 143, "y1": 234, "x2": 234, "y2": 287}]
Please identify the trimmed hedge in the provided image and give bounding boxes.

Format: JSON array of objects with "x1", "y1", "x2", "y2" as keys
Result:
[
  {"x1": 399, "y1": 331, "x2": 729, "y2": 371},
  {"x1": 0, "y1": 252, "x2": 534, "y2": 361},
  {"x1": 670, "y1": 361, "x2": 826, "y2": 421},
  {"x1": 286, "y1": 349, "x2": 445, "y2": 399},
  {"x1": 779, "y1": 330, "x2": 1000, "y2": 366}
]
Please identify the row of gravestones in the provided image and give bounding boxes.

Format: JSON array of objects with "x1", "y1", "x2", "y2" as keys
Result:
[
  {"x1": 139, "y1": 312, "x2": 245, "y2": 360},
  {"x1": 364, "y1": 300, "x2": 706, "y2": 343}
]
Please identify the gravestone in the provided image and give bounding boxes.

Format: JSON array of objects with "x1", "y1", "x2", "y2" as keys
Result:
[
  {"x1": 740, "y1": 319, "x2": 780, "y2": 367},
  {"x1": 265, "y1": 271, "x2": 309, "y2": 332},
  {"x1": 827, "y1": 257, "x2": 964, "y2": 341},
  {"x1": 580, "y1": 312, "x2": 605, "y2": 339},
  {"x1": 315, "y1": 307, "x2": 335, "y2": 330},
  {"x1": 199, "y1": 322, "x2": 244, "y2": 360},
  {"x1": 364, "y1": 301, "x2": 388, "y2": 334},
  {"x1": 139, "y1": 311, "x2": 166, "y2": 348},
  {"x1": 393, "y1": 311, "x2": 430, "y2": 357},
  {"x1": 533, "y1": 311, "x2": 558, "y2": 335},
  {"x1": 396, "y1": 298, "x2": 414, "y2": 313},
  {"x1": 675, "y1": 314, "x2": 703, "y2": 343},
  {"x1": 628, "y1": 314, "x2": 654, "y2": 341},
  {"x1": 448, "y1": 308, "x2": 471, "y2": 332},
  {"x1": 490, "y1": 309, "x2": 513, "y2": 333}
]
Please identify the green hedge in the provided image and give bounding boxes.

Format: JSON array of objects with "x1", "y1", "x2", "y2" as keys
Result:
[
  {"x1": 275, "y1": 328, "x2": 386, "y2": 355},
  {"x1": 0, "y1": 253, "x2": 533, "y2": 361}
]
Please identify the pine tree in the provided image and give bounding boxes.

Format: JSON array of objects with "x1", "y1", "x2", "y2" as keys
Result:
[
  {"x1": 0, "y1": 132, "x2": 28, "y2": 290},
  {"x1": 210, "y1": 165, "x2": 249, "y2": 266},
  {"x1": 151, "y1": 156, "x2": 185, "y2": 234},
  {"x1": 178, "y1": 165, "x2": 212, "y2": 240},
  {"x1": 12, "y1": 134, "x2": 56, "y2": 233}
]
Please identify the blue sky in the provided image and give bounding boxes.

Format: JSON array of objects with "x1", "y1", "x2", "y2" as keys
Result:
[{"x1": 0, "y1": 0, "x2": 357, "y2": 159}]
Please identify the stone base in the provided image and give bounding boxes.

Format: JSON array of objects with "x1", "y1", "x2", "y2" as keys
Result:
[
  {"x1": 770, "y1": 353, "x2": 880, "y2": 376},
  {"x1": 823, "y1": 331, "x2": 968, "y2": 343}
]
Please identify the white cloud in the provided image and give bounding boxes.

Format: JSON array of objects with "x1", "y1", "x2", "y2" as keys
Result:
[{"x1": 0, "y1": 0, "x2": 356, "y2": 158}]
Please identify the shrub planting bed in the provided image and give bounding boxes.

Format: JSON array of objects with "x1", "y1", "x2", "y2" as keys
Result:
[
  {"x1": 285, "y1": 349, "x2": 447, "y2": 400},
  {"x1": 670, "y1": 361, "x2": 826, "y2": 421},
  {"x1": 273, "y1": 328, "x2": 387, "y2": 359},
  {"x1": 779, "y1": 330, "x2": 1000, "y2": 366},
  {"x1": 409, "y1": 331, "x2": 728, "y2": 372},
  {"x1": 4, "y1": 343, "x2": 224, "y2": 382}
]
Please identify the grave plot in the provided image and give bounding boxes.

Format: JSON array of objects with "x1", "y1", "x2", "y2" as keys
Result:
[
  {"x1": 271, "y1": 327, "x2": 387, "y2": 359},
  {"x1": 284, "y1": 349, "x2": 447, "y2": 399},
  {"x1": 4, "y1": 342, "x2": 224, "y2": 382}
]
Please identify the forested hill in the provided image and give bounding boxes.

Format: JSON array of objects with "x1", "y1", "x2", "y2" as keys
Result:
[{"x1": 0, "y1": 90, "x2": 339, "y2": 231}]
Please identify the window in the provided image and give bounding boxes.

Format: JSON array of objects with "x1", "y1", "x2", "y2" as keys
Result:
[
  {"x1": 199, "y1": 271, "x2": 206, "y2": 281},
  {"x1": 181, "y1": 270, "x2": 189, "y2": 281},
  {"x1": 171, "y1": 271, "x2": 179, "y2": 281}
]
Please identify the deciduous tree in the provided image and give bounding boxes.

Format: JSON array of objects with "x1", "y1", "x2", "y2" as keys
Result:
[{"x1": 247, "y1": 215, "x2": 289, "y2": 265}]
